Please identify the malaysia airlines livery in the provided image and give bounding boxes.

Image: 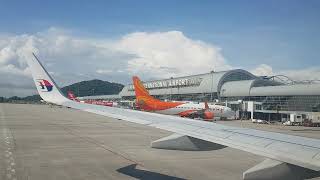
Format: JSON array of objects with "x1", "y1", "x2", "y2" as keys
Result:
[
  {"x1": 67, "y1": 91, "x2": 116, "y2": 107},
  {"x1": 26, "y1": 53, "x2": 320, "y2": 179},
  {"x1": 132, "y1": 76, "x2": 233, "y2": 120}
]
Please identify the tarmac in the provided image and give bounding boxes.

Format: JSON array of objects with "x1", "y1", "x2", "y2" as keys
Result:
[{"x1": 0, "y1": 103, "x2": 320, "y2": 180}]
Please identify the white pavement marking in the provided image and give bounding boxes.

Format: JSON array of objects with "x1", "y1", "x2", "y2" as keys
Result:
[{"x1": 0, "y1": 106, "x2": 18, "y2": 180}]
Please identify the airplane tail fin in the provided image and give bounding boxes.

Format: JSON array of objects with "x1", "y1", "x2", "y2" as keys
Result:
[
  {"x1": 26, "y1": 53, "x2": 70, "y2": 105},
  {"x1": 132, "y1": 76, "x2": 154, "y2": 100},
  {"x1": 67, "y1": 91, "x2": 80, "y2": 102},
  {"x1": 204, "y1": 101, "x2": 209, "y2": 110}
]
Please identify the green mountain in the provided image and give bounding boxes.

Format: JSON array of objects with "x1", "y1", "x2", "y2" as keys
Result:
[
  {"x1": 0, "y1": 79, "x2": 124, "y2": 103},
  {"x1": 61, "y1": 79, "x2": 124, "y2": 97}
]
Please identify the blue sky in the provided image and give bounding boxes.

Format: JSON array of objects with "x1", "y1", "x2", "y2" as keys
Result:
[
  {"x1": 1, "y1": 0, "x2": 319, "y2": 70},
  {"x1": 0, "y1": 0, "x2": 320, "y2": 96}
]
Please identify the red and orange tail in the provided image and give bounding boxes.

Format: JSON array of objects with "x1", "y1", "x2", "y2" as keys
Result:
[
  {"x1": 67, "y1": 91, "x2": 80, "y2": 102},
  {"x1": 204, "y1": 101, "x2": 209, "y2": 110},
  {"x1": 132, "y1": 76, "x2": 183, "y2": 111},
  {"x1": 132, "y1": 76, "x2": 154, "y2": 100}
]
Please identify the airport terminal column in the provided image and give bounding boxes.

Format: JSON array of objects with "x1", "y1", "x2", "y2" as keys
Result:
[
  {"x1": 210, "y1": 70, "x2": 214, "y2": 102},
  {"x1": 170, "y1": 77, "x2": 173, "y2": 100}
]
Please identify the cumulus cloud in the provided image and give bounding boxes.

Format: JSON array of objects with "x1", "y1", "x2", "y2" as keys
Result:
[
  {"x1": 282, "y1": 68, "x2": 320, "y2": 81},
  {"x1": 0, "y1": 28, "x2": 230, "y2": 97},
  {"x1": 0, "y1": 27, "x2": 133, "y2": 97},
  {"x1": 251, "y1": 64, "x2": 320, "y2": 81},
  {"x1": 0, "y1": 27, "x2": 319, "y2": 97},
  {"x1": 251, "y1": 64, "x2": 274, "y2": 76},
  {"x1": 115, "y1": 31, "x2": 230, "y2": 78}
]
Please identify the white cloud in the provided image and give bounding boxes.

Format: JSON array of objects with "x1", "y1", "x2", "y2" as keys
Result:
[
  {"x1": 0, "y1": 28, "x2": 231, "y2": 96},
  {"x1": 0, "y1": 27, "x2": 319, "y2": 97},
  {"x1": 282, "y1": 68, "x2": 320, "y2": 81},
  {"x1": 251, "y1": 64, "x2": 320, "y2": 81},
  {"x1": 251, "y1": 64, "x2": 274, "y2": 76},
  {"x1": 96, "y1": 69, "x2": 113, "y2": 74},
  {"x1": 115, "y1": 31, "x2": 230, "y2": 78}
]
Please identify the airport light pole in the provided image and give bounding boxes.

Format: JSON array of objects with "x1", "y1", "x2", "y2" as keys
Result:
[
  {"x1": 170, "y1": 77, "x2": 173, "y2": 100},
  {"x1": 77, "y1": 84, "x2": 80, "y2": 97},
  {"x1": 210, "y1": 70, "x2": 214, "y2": 102},
  {"x1": 92, "y1": 88, "x2": 95, "y2": 96}
]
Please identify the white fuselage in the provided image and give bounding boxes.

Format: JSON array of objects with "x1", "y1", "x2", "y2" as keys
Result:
[{"x1": 155, "y1": 102, "x2": 234, "y2": 119}]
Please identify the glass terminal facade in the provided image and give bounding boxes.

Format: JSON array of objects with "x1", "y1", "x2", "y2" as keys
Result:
[{"x1": 222, "y1": 95, "x2": 320, "y2": 112}]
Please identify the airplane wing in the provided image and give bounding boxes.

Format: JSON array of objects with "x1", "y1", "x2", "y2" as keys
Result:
[{"x1": 27, "y1": 53, "x2": 320, "y2": 180}]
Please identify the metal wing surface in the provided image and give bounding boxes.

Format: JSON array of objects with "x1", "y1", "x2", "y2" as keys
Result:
[{"x1": 26, "y1": 53, "x2": 320, "y2": 179}]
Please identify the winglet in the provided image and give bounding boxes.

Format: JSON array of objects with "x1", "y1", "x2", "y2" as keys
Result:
[{"x1": 27, "y1": 53, "x2": 70, "y2": 105}]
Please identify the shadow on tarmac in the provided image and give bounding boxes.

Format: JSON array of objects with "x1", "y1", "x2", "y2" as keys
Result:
[{"x1": 117, "y1": 164, "x2": 186, "y2": 180}]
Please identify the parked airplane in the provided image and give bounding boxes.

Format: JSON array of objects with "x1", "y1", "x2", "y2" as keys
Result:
[
  {"x1": 67, "y1": 90, "x2": 117, "y2": 107},
  {"x1": 132, "y1": 76, "x2": 233, "y2": 120},
  {"x1": 27, "y1": 53, "x2": 320, "y2": 180},
  {"x1": 67, "y1": 91, "x2": 80, "y2": 102}
]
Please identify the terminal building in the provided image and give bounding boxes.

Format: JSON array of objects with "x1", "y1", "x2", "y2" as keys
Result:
[{"x1": 83, "y1": 69, "x2": 320, "y2": 121}]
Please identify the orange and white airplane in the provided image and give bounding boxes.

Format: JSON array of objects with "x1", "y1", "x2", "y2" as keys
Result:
[
  {"x1": 67, "y1": 91, "x2": 117, "y2": 107},
  {"x1": 132, "y1": 76, "x2": 234, "y2": 120}
]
